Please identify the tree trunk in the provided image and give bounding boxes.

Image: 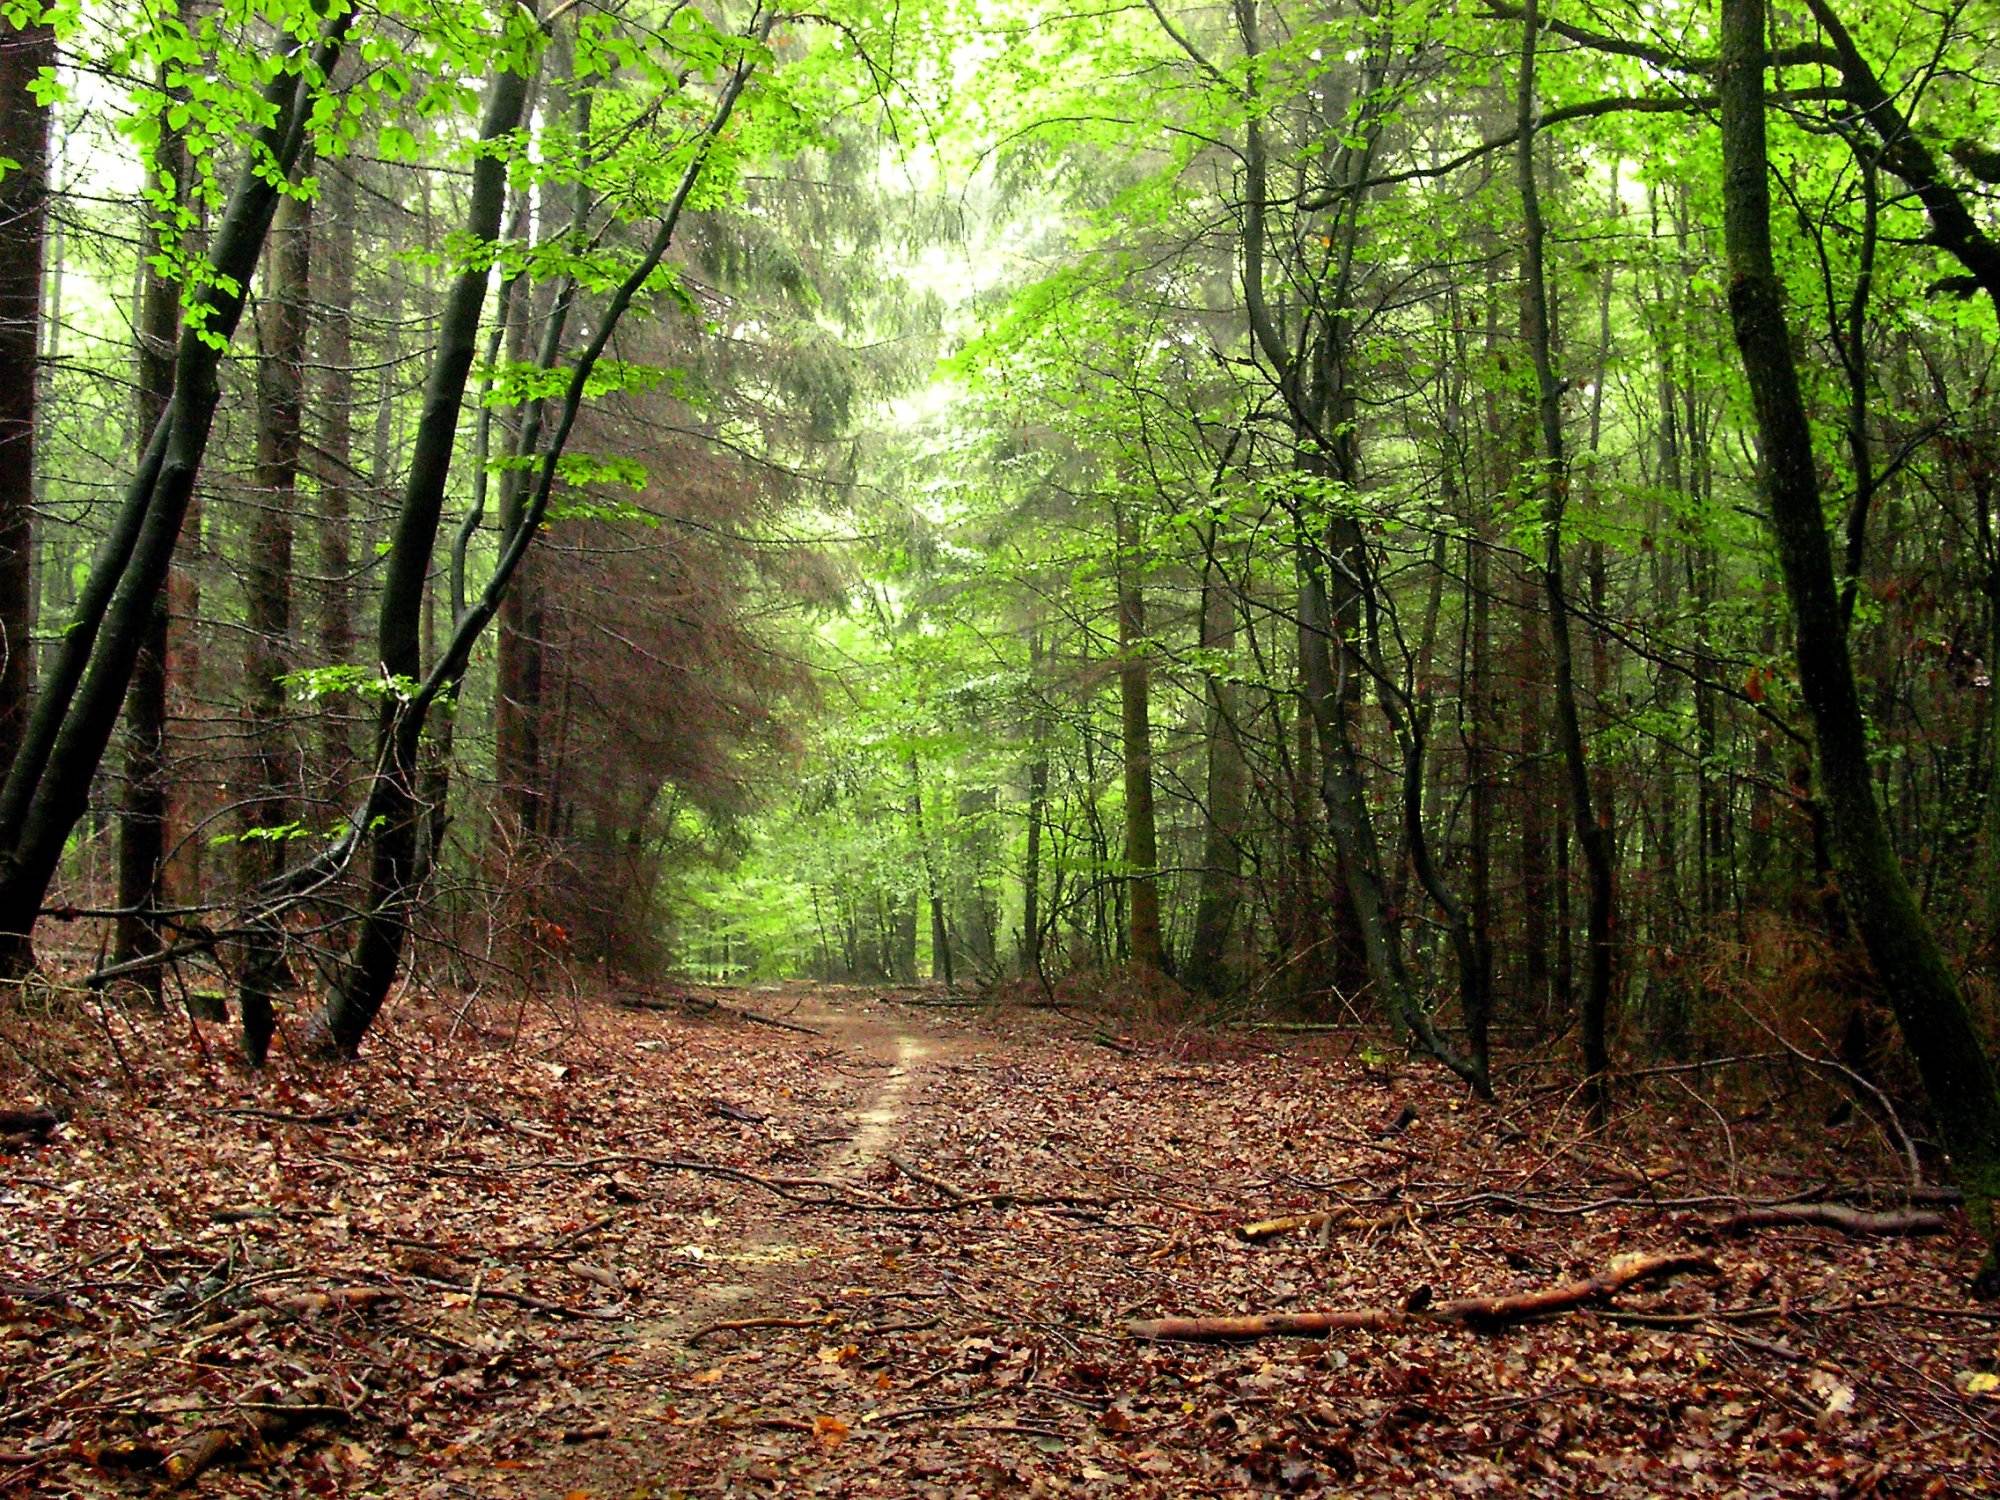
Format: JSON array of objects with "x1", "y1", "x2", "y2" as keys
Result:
[
  {"x1": 1021, "y1": 631, "x2": 1050, "y2": 979},
  {"x1": 238, "y1": 187, "x2": 309, "y2": 1064},
  {"x1": 1518, "y1": 0, "x2": 1617, "y2": 1118},
  {"x1": 1466, "y1": 494, "x2": 1496, "y2": 1078},
  {"x1": 0, "y1": 20, "x2": 350, "y2": 973},
  {"x1": 0, "y1": 18, "x2": 49, "y2": 780},
  {"x1": 1716, "y1": 0, "x2": 2000, "y2": 1287},
  {"x1": 116, "y1": 86, "x2": 176, "y2": 991},
  {"x1": 313, "y1": 60, "x2": 536, "y2": 1053},
  {"x1": 1114, "y1": 496, "x2": 1166, "y2": 975},
  {"x1": 316, "y1": 159, "x2": 356, "y2": 800},
  {"x1": 1298, "y1": 555, "x2": 1485, "y2": 1092},
  {"x1": 1184, "y1": 542, "x2": 1248, "y2": 996},
  {"x1": 311, "y1": 10, "x2": 767, "y2": 1048}
]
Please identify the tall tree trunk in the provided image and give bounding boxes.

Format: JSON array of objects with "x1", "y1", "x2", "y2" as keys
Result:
[
  {"x1": 313, "y1": 60, "x2": 535, "y2": 1053},
  {"x1": 316, "y1": 159, "x2": 356, "y2": 800},
  {"x1": 1021, "y1": 631, "x2": 1050, "y2": 979},
  {"x1": 1298, "y1": 552, "x2": 1486, "y2": 1092},
  {"x1": 115, "y1": 50, "x2": 188, "y2": 1000},
  {"x1": 115, "y1": 60, "x2": 184, "y2": 997},
  {"x1": 0, "y1": 20, "x2": 350, "y2": 974},
  {"x1": 0, "y1": 18, "x2": 49, "y2": 780},
  {"x1": 1518, "y1": 0, "x2": 1617, "y2": 1118},
  {"x1": 237, "y1": 187, "x2": 309, "y2": 1064},
  {"x1": 1716, "y1": 0, "x2": 2000, "y2": 1288},
  {"x1": 1114, "y1": 496, "x2": 1166, "y2": 975},
  {"x1": 1467, "y1": 515, "x2": 1496, "y2": 1074},
  {"x1": 312, "y1": 10, "x2": 766, "y2": 1050},
  {"x1": 1184, "y1": 543, "x2": 1247, "y2": 996},
  {"x1": 904, "y1": 753, "x2": 953, "y2": 988}
]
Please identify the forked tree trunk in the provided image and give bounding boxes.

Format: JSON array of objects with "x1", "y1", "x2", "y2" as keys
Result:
[
  {"x1": 114, "y1": 5, "x2": 199, "y2": 995},
  {"x1": 0, "y1": 19, "x2": 350, "y2": 974},
  {"x1": 314, "y1": 14, "x2": 770, "y2": 1049},
  {"x1": 313, "y1": 60, "x2": 536, "y2": 1054},
  {"x1": 1716, "y1": 0, "x2": 2000, "y2": 1289}
]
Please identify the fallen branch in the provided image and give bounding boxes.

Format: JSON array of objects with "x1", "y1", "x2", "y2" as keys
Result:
[
  {"x1": 617, "y1": 990, "x2": 822, "y2": 1035},
  {"x1": 1235, "y1": 1207, "x2": 1401, "y2": 1243},
  {"x1": 164, "y1": 1388, "x2": 344, "y2": 1487},
  {"x1": 1128, "y1": 1252, "x2": 1718, "y2": 1341},
  {"x1": 535, "y1": 1150, "x2": 1107, "y2": 1216},
  {"x1": 1711, "y1": 1203, "x2": 1949, "y2": 1237},
  {"x1": 888, "y1": 1152, "x2": 972, "y2": 1202},
  {"x1": 207, "y1": 1106, "x2": 362, "y2": 1127},
  {"x1": 729, "y1": 1004, "x2": 822, "y2": 1036},
  {"x1": 256, "y1": 1285, "x2": 399, "y2": 1318},
  {"x1": 401, "y1": 1272, "x2": 624, "y2": 1320},
  {"x1": 0, "y1": 1107, "x2": 58, "y2": 1137}
]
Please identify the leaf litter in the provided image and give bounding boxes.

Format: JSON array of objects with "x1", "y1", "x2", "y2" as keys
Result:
[{"x1": 0, "y1": 982, "x2": 1995, "y2": 1495}]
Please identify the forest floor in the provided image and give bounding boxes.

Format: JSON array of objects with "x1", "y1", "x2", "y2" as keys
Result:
[{"x1": 2, "y1": 980, "x2": 1999, "y2": 1497}]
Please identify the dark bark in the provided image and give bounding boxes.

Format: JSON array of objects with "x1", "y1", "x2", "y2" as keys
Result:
[
  {"x1": 1467, "y1": 519, "x2": 1495, "y2": 1073},
  {"x1": 0, "y1": 19, "x2": 49, "y2": 781},
  {"x1": 314, "y1": 17, "x2": 769, "y2": 1049},
  {"x1": 1114, "y1": 496, "x2": 1166, "y2": 975},
  {"x1": 1298, "y1": 554, "x2": 1486, "y2": 1092},
  {"x1": 904, "y1": 754, "x2": 954, "y2": 989},
  {"x1": 1518, "y1": 0, "x2": 1617, "y2": 1118},
  {"x1": 1022, "y1": 632, "x2": 1050, "y2": 979},
  {"x1": 1717, "y1": 0, "x2": 2000, "y2": 1281},
  {"x1": 313, "y1": 59, "x2": 536, "y2": 1054},
  {"x1": 1231, "y1": 0, "x2": 1372, "y2": 1014},
  {"x1": 316, "y1": 159, "x2": 357, "y2": 798},
  {"x1": 238, "y1": 187, "x2": 310, "y2": 1065},
  {"x1": 1183, "y1": 542, "x2": 1247, "y2": 996},
  {"x1": 0, "y1": 20, "x2": 350, "y2": 973}
]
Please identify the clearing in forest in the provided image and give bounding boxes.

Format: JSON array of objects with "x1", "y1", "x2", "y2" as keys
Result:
[{"x1": 1, "y1": 984, "x2": 1996, "y2": 1496}]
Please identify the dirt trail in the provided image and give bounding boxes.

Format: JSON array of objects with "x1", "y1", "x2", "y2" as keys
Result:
[
  {"x1": 449, "y1": 984, "x2": 2000, "y2": 1497},
  {"x1": 524, "y1": 987, "x2": 975, "y2": 1497},
  {"x1": 14, "y1": 982, "x2": 1991, "y2": 1496},
  {"x1": 638, "y1": 994, "x2": 944, "y2": 1344}
]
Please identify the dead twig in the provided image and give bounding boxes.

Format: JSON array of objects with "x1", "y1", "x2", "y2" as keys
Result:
[{"x1": 685, "y1": 1314, "x2": 830, "y2": 1344}]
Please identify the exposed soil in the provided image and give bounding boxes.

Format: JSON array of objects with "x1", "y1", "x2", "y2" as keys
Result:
[{"x1": 2, "y1": 983, "x2": 1998, "y2": 1496}]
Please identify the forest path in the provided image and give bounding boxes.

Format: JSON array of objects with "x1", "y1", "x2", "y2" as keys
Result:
[
  {"x1": 626, "y1": 991, "x2": 947, "y2": 1346},
  {"x1": 15, "y1": 977, "x2": 1968, "y2": 1499},
  {"x1": 10, "y1": 983, "x2": 1989, "y2": 1496},
  {"x1": 511, "y1": 984, "x2": 1996, "y2": 1499},
  {"x1": 527, "y1": 983, "x2": 992, "y2": 1497}
]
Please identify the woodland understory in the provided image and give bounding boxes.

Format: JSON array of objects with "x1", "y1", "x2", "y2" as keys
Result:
[{"x1": 8, "y1": 0, "x2": 2000, "y2": 1490}]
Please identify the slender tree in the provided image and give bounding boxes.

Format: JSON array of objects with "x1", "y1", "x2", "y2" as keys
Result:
[
  {"x1": 0, "y1": 15, "x2": 351, "y2": 973},
  {"x1": 0, "y1": 16, "x2": 52, "y2": 776},
  {"x1": 1716, "y1": 0, "x2": 2000, "y2": 1288},
  {"x1": 1517, "y1": 0, "x2": 1617, "y2": 1116}
]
